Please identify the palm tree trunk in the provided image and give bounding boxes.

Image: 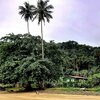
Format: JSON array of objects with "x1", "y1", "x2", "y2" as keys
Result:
[
  {"x1": 76, "y1": 65, "x2": 79, "y2": 75},
  {"x1": 41, "y1": 21, "x2": 44, "y2": 60},
  {"x1": 27, "y1": 20, "x2": 30, "y2": 34}
]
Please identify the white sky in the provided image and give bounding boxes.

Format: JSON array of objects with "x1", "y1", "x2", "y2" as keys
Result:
[{"x1": 0, "y1": 0, "x2": 100, "y2": 46}]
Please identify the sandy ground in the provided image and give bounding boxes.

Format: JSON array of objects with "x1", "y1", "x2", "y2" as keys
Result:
[{"x1": 0, "y1": 92, "x2": 100, "y2": 100}]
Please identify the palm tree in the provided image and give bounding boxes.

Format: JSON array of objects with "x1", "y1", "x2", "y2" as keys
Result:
[
  {"x1": 32, "y1": 0, "x2": 54, "y2": 60},
  {"x1": 19, "y1": 2, "x2": 34, "y2": 34}
]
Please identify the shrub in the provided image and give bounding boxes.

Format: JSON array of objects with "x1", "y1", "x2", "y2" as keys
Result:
[
  {"x1": 0, "y1": 84, "x2": 13, "y2": 91},
  {"x1": 88, "y1": 73, "x2": 100, "y2": 87}
]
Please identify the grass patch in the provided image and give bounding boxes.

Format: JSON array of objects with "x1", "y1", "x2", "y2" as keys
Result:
[
  {"x1": 87, "y1": 87, "x2": 100, "y2": 92},
  {"x1": 44, "y1": 87, "x2": 100, "y2": 96},
  {"x1": 6, "y1": 87, "x2": 25, "y2": 92},
  {"x1": 0, "y1": 84, "x2": 14, "y2": 91},
  {"x1": 0, "y1": 84, "x2": 13, "y2": 88},
  {"x1": 49, "y1": 87, "x2": 81, "y2": 92},
  {"x1": 49, "y1": 87, "x2": 100, "y2": 92}
]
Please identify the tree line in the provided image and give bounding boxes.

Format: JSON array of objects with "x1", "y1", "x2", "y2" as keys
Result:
[
  {"x1": 0, "y1": 33, "x2": 100, "y2": 90},
  {"x1": 0, "y1": 0, "x2": 100, "y2": 90}
]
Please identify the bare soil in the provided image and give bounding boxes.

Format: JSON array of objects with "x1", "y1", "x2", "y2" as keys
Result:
[{"x1": 0, "y1": 92, "x2": 100, "y2": 100}]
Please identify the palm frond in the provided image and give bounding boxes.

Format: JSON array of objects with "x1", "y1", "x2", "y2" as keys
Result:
[
  {"x1": 45, "y1": 5, "x2": 54, "y2": 10},
  {"x1": 44, "y1": 0, "x2": 49, "y2": 7},
  {"x1": 33, "y1": 0, "x2": 54, "y2": 24},
  {"x1": 44, "y1": 10, "x2": 53, "y2": 14},
  {"x1": 18, "y1": 1, "x2": 34, "y2": 21},
  {"x1": 44, "y1": 13, "x2": 53, "y2": 23},
  {"x1": 24, "y1": 2, "x2": 30, "y2": 9},
  {"x1": 32, "y1": 14, "x2": 38, "y2": 21},
  {"x1": 30, "y1": 5, "x2": 36, "y2": 10}
]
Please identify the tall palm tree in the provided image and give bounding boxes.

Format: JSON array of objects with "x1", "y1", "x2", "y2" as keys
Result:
[
  {"x1": 19, "y1": 2, "x2": 34, "y2": 34},
  {"x1": 32, "y1": 0, "x2": 54, "y2": 60}
]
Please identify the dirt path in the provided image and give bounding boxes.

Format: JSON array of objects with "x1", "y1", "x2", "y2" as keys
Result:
[{"x1": 0, "y1": 92, "x2": 100, "y2": 100}]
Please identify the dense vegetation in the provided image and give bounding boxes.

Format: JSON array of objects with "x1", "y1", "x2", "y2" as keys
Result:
[{"x1": 0, "y1": 33, "x2": 100, "y2": 91}]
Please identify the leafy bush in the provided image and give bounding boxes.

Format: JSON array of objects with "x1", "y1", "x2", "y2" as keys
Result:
[
  {"x1": 30, "y1": 59, "x2": 62, "y2": 89},
  {"x1": 88, "y1": 73, "x2": 100, "y2": 87},
  {"x1": 0, "y1": 84, "x2": 14, "y2": 90},
  {"x1": 6, "y1": 87, "x2": 25, "y2": 92}
]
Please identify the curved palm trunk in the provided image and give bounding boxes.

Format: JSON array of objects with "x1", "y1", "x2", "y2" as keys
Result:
[
  {"x1": 27, "y1": 20, "x2": 30, "y2": 34},
  {"x1": 41, "y1": 21, "x2": 44, "y2": 60}
]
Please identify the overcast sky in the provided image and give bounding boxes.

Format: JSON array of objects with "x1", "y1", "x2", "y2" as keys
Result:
[{"x1": 0, "y1": 0, "x2": 100, "y2": 46}]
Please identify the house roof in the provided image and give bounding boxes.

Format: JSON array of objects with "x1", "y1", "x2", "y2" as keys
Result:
[
  {"x1": 69, "y1": 75, "x2": 87, "y2": 80},
  {"x1": 70, "y1": 76, "x2": 87, "y2": 80}
]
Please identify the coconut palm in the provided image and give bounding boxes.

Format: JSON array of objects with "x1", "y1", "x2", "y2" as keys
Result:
[
  {"x1": 32, "y1": 0, "x2": 54, "y2": 60},
  {"x1": 19, "y1": 2, "x2": 34, "y2": 34}
]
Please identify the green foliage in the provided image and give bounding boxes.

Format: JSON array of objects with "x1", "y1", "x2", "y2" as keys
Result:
[
  {"x1": 0, "y1": 61, "x2": 19, "y2": 84},
  {"x1": 80, "y1": 70, "x2": 88, "y2": 77},
  {"x1": 49, "y1": 87, "x2": 81, "y2": 92},
  {"x1": 0, "y1": 34, "x2": 100, "y2": 90},
  {"x1": 47, "y1": 87, "x2": 100, "y2": 94},
  {"x1": 6, "y1": 87, "x2": 25, "y2": 92},
  {"x1": 88, "y1": 73, "x2": 100, "y2": 87},
  {"x1": 0, "y1": 84, "x2": 13, "y2": 89},
  {"x1": 45, "y1": 41, "x2": 63, "y2": 66},
  {"x1": 30, "y1": 59, "x2": 61, "y2": 89},
  {"x1": 87, "y1": 87, "x2": 100, "y2": 92}
]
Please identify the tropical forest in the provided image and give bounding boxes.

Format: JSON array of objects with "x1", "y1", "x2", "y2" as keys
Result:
[{"x1": 0, "y1": 0, "x2": 100, "y2": 98}]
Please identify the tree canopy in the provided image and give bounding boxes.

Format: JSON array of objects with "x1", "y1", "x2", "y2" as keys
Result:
[{"x1": 0, "y1": 33, "x2": 100, "y2": 89}]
